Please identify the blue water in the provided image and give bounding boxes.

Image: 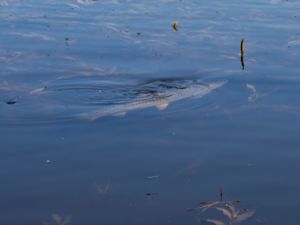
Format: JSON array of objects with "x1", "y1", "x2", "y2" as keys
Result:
[{"x1": 1, "y1": 0, "x2": 300, "y2": 224}]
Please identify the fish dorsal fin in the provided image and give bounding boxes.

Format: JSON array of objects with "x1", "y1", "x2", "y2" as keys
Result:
[{"x1": 156, "y1": 103, "x2": 169, "y2": 110}]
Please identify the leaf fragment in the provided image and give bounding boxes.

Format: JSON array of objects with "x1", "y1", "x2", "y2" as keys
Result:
[{"x1": 172, "y1": 20, "x2": 179, "y2": 32}]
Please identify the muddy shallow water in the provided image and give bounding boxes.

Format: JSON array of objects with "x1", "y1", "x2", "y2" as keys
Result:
[{"x1": 1, "y1": 0, "x2": 300, "y2": 224}]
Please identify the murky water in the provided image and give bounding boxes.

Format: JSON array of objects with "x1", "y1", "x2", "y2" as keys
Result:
[{"x1": 1, "y1": 0, "x2": 300, "y2": 224}]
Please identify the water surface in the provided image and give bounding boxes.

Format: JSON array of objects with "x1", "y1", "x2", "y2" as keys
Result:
[{"x1": 1, "y1": 0, "x2": 300, "y2": 224}]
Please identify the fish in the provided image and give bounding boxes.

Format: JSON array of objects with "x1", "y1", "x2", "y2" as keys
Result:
[
  {"x1": 78, "y1": 79, "x2": 227, "y2": 120},
  {"x1": 3, "y1": 77, "x2": 226, "y2": 124}
]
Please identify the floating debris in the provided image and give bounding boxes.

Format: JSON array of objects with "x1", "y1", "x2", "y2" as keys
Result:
[
  {"x1": 187, "y1": 190, "x2": 254, "y2": 225},
  {"x1": 187, "y1": 199, "x2": 253, "y2": 224},
  {"x1": 240, "y1": 38, "x2": 245, "y2": 70},
  {"x1": 172, "y1": 20, "x2": 179, "y2": 32},
  {"x1": 187, "y1": 200, "x2": 235, "y2": 212}
]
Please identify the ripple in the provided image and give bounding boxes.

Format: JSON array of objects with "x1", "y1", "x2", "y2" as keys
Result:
[{"x1": 0, "y1": 76, "x2": 226, "y2": 124}]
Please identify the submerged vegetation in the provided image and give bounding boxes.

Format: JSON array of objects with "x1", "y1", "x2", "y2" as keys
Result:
[
  {"x1": 96, "y1": 183, "x2": 110, "y2": 196},
  {"x1": 187, "y1": 191, "x2": 254, "y2": 225}
]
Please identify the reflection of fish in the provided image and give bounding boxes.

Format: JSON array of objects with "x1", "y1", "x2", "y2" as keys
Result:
[{"x1": 79, "y1": 80, "x2": 226, "y2": 120}]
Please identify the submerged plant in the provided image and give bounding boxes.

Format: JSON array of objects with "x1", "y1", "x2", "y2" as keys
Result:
[
  {"x1": 187, "y1": 190, "x2": 254, "y2": 225},
  {"x1": 96, "y1": 183, "x2": 110, "y2": 195},
  {"x1": 43, "y1": 214, "x2": 72, "y2": 225},
  {"x1": 207, "y1": 204, "x2": 254, "y2": 225}
]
